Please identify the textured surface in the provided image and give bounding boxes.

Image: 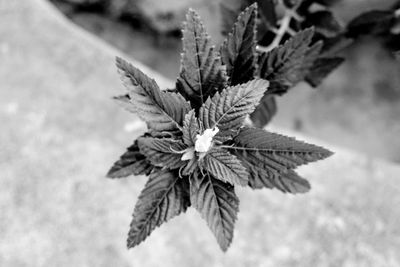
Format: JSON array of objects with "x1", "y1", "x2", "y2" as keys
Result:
[{"x1": 1, "y1": 1, "x2": 400, "y2": 266}]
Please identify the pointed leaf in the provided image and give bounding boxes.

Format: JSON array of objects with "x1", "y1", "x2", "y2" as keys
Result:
[
  {"x1": 229, "y1": 127, "x2": 332, "y2": 192},
  {"x1": 176, "y1": 9, "x2": 227, "y2": 110},
  {"x1": 190, "y1": 172, "x2": 239, "y2": 251},
  {"x1": 198, "y1": 79, "x2": 269, "y2": 141},
  {"x1": 116, "y1": 57, "x2": 190, "y2": 132},
  {"x1": 107, "y1": 140, "x2": 153, "y2": 178},
  {"x1": 138, "y1": 137, "x2": 187, "y2": 170},
  {"x1": 127, "y1": 169, "x2": 190, "y2": 248},
  {"x1": 242, "y1": 156, "x2": 311, "y2": 193},
  {"x1": 202, "y1": 148, "x2": 248, "y2": 186},
  {"x1": 259, "y1": 28, "x2": 322, "y2": 95},
  {"x1": 221, "y1": 3, "x2": 258, "y2": 85},
  {"x1": 250, "y1": 94, "x2": 277, "y2": 127},
  {"x1": 182, "y1": 109, "x2": 200, "y2": 147}
]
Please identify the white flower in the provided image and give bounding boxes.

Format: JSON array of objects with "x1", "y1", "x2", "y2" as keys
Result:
[{"x1": 195, "y1": 127, "x2": 219, "y2": 153}]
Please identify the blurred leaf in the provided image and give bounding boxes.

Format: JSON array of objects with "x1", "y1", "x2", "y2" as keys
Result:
[
  {"x1": 347, "y1": 10, "x2": 395, "y2": 37},
  {"x1": 304, "y1": 10, "x2": 343, "y2": 38},
  {"x1": 190, "y1": 172, "x2": 239, "y2": 251},
  {"x1": 127, "y1": 169, "x2": 190, "y2": 248},
  {"x1": 177, "y1": 9, "x2": 227, "y2": 111},
  {"x1": 305, "y1": 57, "x2": 344, "y2": 87}
]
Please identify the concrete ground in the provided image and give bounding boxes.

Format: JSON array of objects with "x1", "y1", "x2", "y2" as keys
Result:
[{"x1": 1, "y1": 1, "x2": 400, "y2": 266}]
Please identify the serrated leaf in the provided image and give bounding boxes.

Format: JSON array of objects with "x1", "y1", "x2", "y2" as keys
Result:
[
  {"x1": 221, "y1": 3, "x2": 258, "y2": 86},
  {"x1": 182, "y1": 109, "x2": 200, "y2": 147},
  {"x1": 127, "y1": 169, "x2": 190, "y2": 248},
  {"x1": 198, "y1": 79, "x2": 269, "y2": 141},
  {"x1": 229, "y1": 127, "x2": 332, "y2": 193},
  {"x1": 243, "y1": 158, "x2": 311, "y2": 193},
  {"x1": 202, "y1": 148, "x2": 248, "y2": 186},
  {"x1": 176, "y1": 9, "x2": 227, "y2": 110},
  {"x1": 107, "y1": 140, "x2": 153, "y2": 178},
  {"x1": 259, "y1": 28, "x2": 322, "y2": 95},
  {"x1": 138, "y1": 137, "x2": 187, "y2": 170},
  {"x1": 250, "y1": 93, "x2": 277, "y2": 127},
  {"x1": 116, "y1": 57, "x2": 190, "y2": 132},
  {"x1": 190, "y1": 172, "x2": 239, "y2": 251},
  {"x1": 305, "y1": 57, "x2": 344, "y2": 87}
]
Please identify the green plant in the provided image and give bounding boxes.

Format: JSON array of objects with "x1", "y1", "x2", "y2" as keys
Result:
[{"x1": 107, "y1": 5, "x2": 332, "y2": 251}]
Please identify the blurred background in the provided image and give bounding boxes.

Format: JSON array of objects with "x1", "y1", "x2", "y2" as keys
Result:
[{"x1": 1, "y1": 0, "x2": 400, "y2": 266}]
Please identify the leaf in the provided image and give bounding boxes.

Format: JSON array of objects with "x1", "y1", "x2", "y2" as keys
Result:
[
  {"x1": 198, "y1": 79, "x2": 269, "y2": 141},
  {"x1": 258, "y1": 28, "x2": 322, "y2": 95},
  {"x1": 138, "y1": 137, "x2": 187, "y2": 170},
  {"x1": 221, "y1": 3, "x2": 258, "y2": 86},
  {"x1": 182, "y1": 109, "x2": 200, "y2": 147},
  {"x1": 347, "y1": 10, "x2": 395, "y2": 37},
  {"x1": 116, "y1": 57, "x2": 190, "y2": 132},
  {"x1": 107, "y1": 140, "x2": 154, "y2": 178},
  {"x1": 305, "y1": 57, "x2": 344, "y2": 87},
  {"x1": 176, "y1": 9, "x2": 227, "y2": 110},
  {"x1": 243, "y1": 158, "x2": 311, "y2": 193},
  {"x1": 202, "y1": 148, "x2": 248, "y2": 186},
  {"x1": 128, "y1": 169, "x2": 190, "y2": 248},
  {"x1": 250, "y1": 94, "x2": 277, "y2": 128},
  {"x1": 190, "y1": 172, "x2": 239, "y2": 251},
  {"x1": 303, "y1": 10, "x2": 343, "y2": 38},
  {"x1": 229, "y1": 127, "x2": 333, "y2": 193}
]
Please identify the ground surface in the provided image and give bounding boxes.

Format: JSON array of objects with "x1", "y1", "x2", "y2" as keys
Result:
[{"x1": 1, "y1": 1, "x2": 400, "y2": 266}]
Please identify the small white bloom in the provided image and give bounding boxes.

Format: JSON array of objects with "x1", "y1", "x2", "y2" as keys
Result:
[{"x1": 195, "y1": 127, "x2": 219, "y2": 153}]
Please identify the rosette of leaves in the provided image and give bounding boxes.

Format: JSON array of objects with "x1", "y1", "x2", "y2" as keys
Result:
[
  {"x1": 107, "y1": 6, "x2": 333, "y2": 251},
  {"x1": 221, "y1": 0, "x2": 350, "y2": 127}
]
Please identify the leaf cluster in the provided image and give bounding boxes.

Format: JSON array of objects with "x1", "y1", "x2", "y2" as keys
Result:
[
  {"x1": 221, "y1": 0, "x2": 400, "y2": 128},
  {"x1": 108, "y1": 5, "x2": 332, "y2": 252}
]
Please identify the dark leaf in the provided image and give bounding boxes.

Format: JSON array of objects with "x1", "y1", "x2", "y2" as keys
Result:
[
  {"x1": 107, "y1": 140, "x2": 153, "y2": 178},
  {"x1": 202, "y1": 148, "x2": 249, "y2": 186},
  {"x1": 127, "y1": 169, "x2": 190, "y2": 248},
  {"x1": 116, "y1": 57, "x2": 190, "y2": 132},
  {"x1": 221, "y1": 3, "x2": 258, "y2": 85},
  {"x1": 250, "y1": 93, "x2": 277, "y2": 127},
  {"x1": 198, "y1": 79, "x2": 269, "y2": 141},
  {"x1": 303, "y1": 10, "x2": 343, "y2": 38},
  {"x1": 177, "y1": 9, "x2": 227, "y2": 110},
  {"x1": 138, "y1": 137, "x2": 187, "y2": 170},
  {"x1": 305, "y1": 57, "x2": 344, "y2": 87},
  {"x1": 347, "y1": 10, "x2": 395, "y2": 37},
  {"x1": 190, "y1": 172, "x2": 239, "y2": 251}
]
